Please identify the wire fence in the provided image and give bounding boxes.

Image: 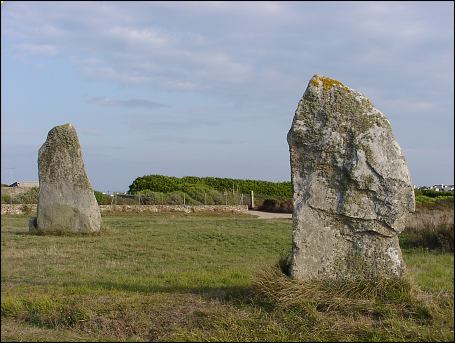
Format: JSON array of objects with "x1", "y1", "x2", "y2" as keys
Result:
[
  {"x1": 1, "y1": 187, "x2": 289, "y2": 210},
  {"x1": 105, "y1": 191, "x2": 255, "y2": 207}
]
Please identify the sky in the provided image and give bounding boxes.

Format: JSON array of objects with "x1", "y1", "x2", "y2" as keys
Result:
[{"x1": 1, "y1": 1, "x2": 454, "y2": 192}]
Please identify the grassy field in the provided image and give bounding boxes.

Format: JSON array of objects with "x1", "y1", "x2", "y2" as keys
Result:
[{"x1": 1, "y1": 213, "x2": 453, "y2": 341}]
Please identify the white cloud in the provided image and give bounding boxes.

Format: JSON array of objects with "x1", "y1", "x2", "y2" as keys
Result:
[
  {"x1": 71, "y1": 23, "x2": 251, "y2": 89},
  {"x1": 179, "y1": 50, "x2": 251, "y2": 83},
  {"x1": 88, "y1": 97, "x2": 167, "y2": 109},
  {"x1": 379, "y1": 99, "x2": 441, "y2": 114},
  {"x1": 108, "y1": 26, "x2": 175, "y2": 47},
  {"x1": 155, "y1": 1, "x2": 293, "y2": 15},
  {"x1": 12, "y1": 43, "x2": 58, "y2": 57},
  {"x1": 350, "y1": 2, "x2": 453, "y2": 43},
  {"x1": 161, "y1": 80, "x2": 199, "y2": 91},
  {"x1": 80, "y1": 63, "x2": 150, "y2": 85}
]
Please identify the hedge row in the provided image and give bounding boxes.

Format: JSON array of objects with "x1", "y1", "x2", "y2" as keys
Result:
[
  {"x1": 414, "y1": 189, "x2": 454, "y2": 198},
  {"x1": 128, "y1": 175, "x2": 293, "y2": 197}
]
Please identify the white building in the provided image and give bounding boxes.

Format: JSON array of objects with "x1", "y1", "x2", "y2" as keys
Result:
[{"x1": 431, "y1": 184, "x2": 454, "y2": 192}]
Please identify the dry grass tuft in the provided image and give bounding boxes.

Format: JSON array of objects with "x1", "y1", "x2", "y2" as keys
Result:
[
  {"x1": 253, "y1": 259, "x2": 433, "y2": 322},
  {"x1": 403, "y1": 206, "x2": 454, "y2": 251}
]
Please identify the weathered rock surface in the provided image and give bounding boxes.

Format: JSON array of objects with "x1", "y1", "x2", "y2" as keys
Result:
[
  {"x1": 30, "y1": 123, "x2": 101, "y2": 233},
  {"x1": 287, "y1": 75, "x2": 415, "y2": 280}
]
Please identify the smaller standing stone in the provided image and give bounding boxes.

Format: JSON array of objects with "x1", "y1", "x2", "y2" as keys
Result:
[{"x1": 30, "y1": 123, "x2": 101, "y2": 233}]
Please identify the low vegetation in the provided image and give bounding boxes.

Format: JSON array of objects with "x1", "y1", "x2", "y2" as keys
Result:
[
  {"x1": 1, "y1": 212, "x2": 453, "y2": 341},
  {"x1": 401, "y1": 199, "x2": 454, "y2": 252},
  {"x1": 93, "y1": 191, "x2": 112, "y2": 205},
  {"x1": 3, "y1": 180, "x2": 453, "y2": 213},
  {"x1": 1, "y1": 187, "x2": 39, "y2": 204},
  {"x1": 128, "y1": 174, "x2": 293, "y2": 197}
]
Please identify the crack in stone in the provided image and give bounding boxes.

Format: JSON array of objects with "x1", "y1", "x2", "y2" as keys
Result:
[{"x1": 307, "y1": 203, "x2": 396, "y2": 237}]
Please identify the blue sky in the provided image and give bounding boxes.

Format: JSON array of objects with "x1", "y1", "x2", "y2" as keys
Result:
[{"x1": 1, "y1": 1, "x2": 453, "y2": 192}]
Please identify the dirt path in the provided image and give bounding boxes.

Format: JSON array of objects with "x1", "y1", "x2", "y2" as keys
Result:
[{"x1": 248, "y1": 210, "x2": 292, "y2": 219}]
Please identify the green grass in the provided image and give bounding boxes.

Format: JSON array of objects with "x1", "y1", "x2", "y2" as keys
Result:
[
  {"x1": 415, "y1": 194, "x2": 454, "y2": 209},
  {"x1": 1, "y1": 213, "x2": 454, "y2": 341},
  {"x1": 403, "y1": 248, "x2": 454, "y2": 292}
]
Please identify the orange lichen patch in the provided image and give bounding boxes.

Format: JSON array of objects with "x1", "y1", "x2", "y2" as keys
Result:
[{"x1": 311, "y1": 75, "x2": 350, "y2": 92}]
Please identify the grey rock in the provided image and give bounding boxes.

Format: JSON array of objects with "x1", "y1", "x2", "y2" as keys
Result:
[
  {"x1": 287, "y1": 75, "x2": 415, "y2": 280},
  {"x1": 30, "y1": 123, "x2": 101, "y2": 233}
]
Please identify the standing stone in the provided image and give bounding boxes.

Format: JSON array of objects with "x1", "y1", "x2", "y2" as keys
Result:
[
  {"x1": 30, "y1": 123, "x2": 101, "y2": 233},
  {"x1": 287, "y1": 75, "x2": 415, "y2": 280}
]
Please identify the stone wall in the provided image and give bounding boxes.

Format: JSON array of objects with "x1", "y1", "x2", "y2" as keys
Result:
[
  {"x1": 99, "y1": 205, "x2": 249, "y2": 214},
  {"x1": 1, "y1": 204, "x2": 249, "y2": 215},
  {"x1": 1, "y1": 204, "x2": 37, "y2": 215}
]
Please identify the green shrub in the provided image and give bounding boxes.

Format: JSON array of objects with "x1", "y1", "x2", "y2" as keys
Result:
[
  {"x1": 115, "y1": 194, "x2": 138, "y2": 205},
  {"x1": 0, "y1": 187, "x2": 39, "y2": 204},
  {"x1": 137, "y1": 190, "x2": 165, "y2": 205},
  {"x1": 128, "y1": 175, "x2": 294, "y2": 206},
  {"x1": 205, "y1": 189, "x2": 225, "y2": 205},
  {"x1": 94, "y1": 191, "x2": 112, "y2": 205},
  {"x1": 164, "y1": 191, "x2": 192, "y2": 205},
  {"x1": 129, "y1": 175, "x2": 181, "y2": 194},
  {"x1": 415, "y1": 195, "x2": 453, "y2": 210},
  {"x1": 416, "y1": 189, "x2": 454, "y2": 198},
  {"x1": 1, "y1": 193, "x2": 11, "y2": 204},
  {"x1": 22, "y1": 188, "x2": 37, "y2": 204},
  {"x1": 108, "y1": 187, "x2": 240, "y2": 206},
  {"x1": 178, "y1": 184, "x2": 227, "y2": 205},
  {"x1": 128, "y1": 174, "x2": 292, "y2": 197}
]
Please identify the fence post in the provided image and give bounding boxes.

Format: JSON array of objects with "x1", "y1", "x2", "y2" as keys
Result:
[
  {"x1": 183, "y1": 193, "x2": 186, "y2": 205},
  {"x1": 204, "y1": 192, "x2": 207, "y2": 205},
  {"x1": 250, "y1": 190, "x2": 254, "y2": 209}
]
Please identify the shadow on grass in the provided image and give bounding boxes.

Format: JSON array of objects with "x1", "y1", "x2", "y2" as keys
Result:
[
  {"x1": 1, "y1": 227, "x2": 29, "y2": 235},
  {"x1": 68, "y1": 279, "x2": 253, "y2": 300},
  {"x1": 13, "y1": 278, "x2": 253, "y2": 307},
  {"x1": 5, "y1": 277, "x2": 253, "y2": 302},
  {"x1": 4, "y1": 227, "x2": 113, "y2": 237}
]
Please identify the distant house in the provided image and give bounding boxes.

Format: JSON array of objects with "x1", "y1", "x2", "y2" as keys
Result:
[
  {"x1": 9, "y1": 181, "x2": 39, "y2": 188},
  {"x1": 431, "y1": 184, "x2": 454, "y2": 192},
  {"x1": 432, "y1": 184, "x2": 442, "y2": 191}
]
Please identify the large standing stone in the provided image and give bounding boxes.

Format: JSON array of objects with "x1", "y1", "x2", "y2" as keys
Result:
[
  {"x1": 287, "y1": 75, "x2": 415, "y2": 280},
  {"x1": 30, "y1": 123, "x2": 101, "y2": 233}
]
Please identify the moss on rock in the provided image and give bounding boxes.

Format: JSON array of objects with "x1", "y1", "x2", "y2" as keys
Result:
[{"x1": 310, "y1": 74, "x2": 351, "y2": 92}]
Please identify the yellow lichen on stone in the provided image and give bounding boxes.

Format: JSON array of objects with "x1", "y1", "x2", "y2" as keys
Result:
[{"x1": 311, "y1": 75, "x2": 350, "y2": 92}]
